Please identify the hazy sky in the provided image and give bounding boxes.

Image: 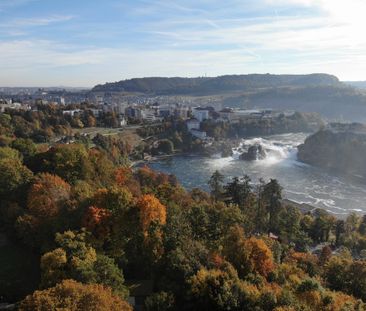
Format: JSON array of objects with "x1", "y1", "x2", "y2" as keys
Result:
[{"x1": 1, "y1": 0, "x2": 366, "y2": 86}]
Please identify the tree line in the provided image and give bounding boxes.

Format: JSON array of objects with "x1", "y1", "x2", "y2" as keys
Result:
[{"x1": 1, "y1": 131, "x2": 366, "y2": 310}]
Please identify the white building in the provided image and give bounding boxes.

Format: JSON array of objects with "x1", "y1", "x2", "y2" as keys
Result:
[
  {"x1": 119, "y1": 115, "x2": 127, "y2": 126},
  {"x1": 219, "y1": 108, "x2": 235, "y2": 121},
  {"x1": 142, "y1": 109, "x2": 156, "y2": 123},
  {"x1": 90, "y1": 108, "x2": 102, "y2": 117},
  {"x1": 62, "y1": 109, "x2": 81, "y2": 117},
  {"x1": 191, "y1": 129, "x2": 207, "y2": 140},
  {"x1": 0, "y1": 102, "x2": 30, "y2": 113},
  {"x1": 186, "y1": 118, "x2": 200, "y2": 131},
  {"x1": 219, "y1": 108, "x2": 269, "y2": 122},
  {"x1": 193, "y1": 107, "x2": 210, "y2": 122}
]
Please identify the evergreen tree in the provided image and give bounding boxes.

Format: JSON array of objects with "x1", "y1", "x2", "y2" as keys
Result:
[{"x1": 208, "y1": 170, "x2": 224, "y2": 201}]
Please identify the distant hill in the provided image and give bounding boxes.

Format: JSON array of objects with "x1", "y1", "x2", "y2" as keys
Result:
[
  {"x1": 92, "y1": 74, "x2": 340, "y2": 95},
  {"x1": 220, "y1": 85, "x2": 366, "y2": 122},
  {"x1": 344, "y1": 81, "x2": 366, "y2": 89},
  {"x1": 92, "y1": 74, "x2": 366, "y2": 122}
]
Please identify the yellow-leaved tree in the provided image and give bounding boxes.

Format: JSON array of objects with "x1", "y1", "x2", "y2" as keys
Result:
[{"x1": 19, "y1": 279, "x2": 132, "y2": 311}]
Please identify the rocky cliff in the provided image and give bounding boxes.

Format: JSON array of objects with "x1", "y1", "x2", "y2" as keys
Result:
[{"x1": 297, "y1": 126, "x2": 366, "y2": 180}]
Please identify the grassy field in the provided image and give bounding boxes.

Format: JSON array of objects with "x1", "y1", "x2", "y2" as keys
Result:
[{"x1": 75, "y1": 127, "x2": 143, "y2": 149}]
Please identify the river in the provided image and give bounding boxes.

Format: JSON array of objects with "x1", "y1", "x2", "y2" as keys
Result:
[{"x1": 145, "y1": 133, "x2": 366, "y2": 216}]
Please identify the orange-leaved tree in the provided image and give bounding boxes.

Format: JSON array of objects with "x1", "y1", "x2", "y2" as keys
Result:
[
  {"x1": 137, "y1": 194, "x2": 167, "y2": 237},
  {"x1": 137, "y1": 194, "x2": 167, "y2": 262},
  {"x1": 27, "y1": 173, "x2": 71, "y2": 218},
  {"x1": 82, "y1": 206, "x2": 111, "y2": 238},
  {"x1": 245, "y1": 237, "x2": 275, "y2": 277},
  {"x1": 115, "y1": 167, "x2": 133, "y2": 186},
  {"x1": 19, "y1": 279, "x2": 132, "y2": 311}
]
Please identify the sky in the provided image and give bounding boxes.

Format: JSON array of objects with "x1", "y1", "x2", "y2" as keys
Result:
[{"x1": 1, "y1": 0, "x2": 366, "y2": 87}]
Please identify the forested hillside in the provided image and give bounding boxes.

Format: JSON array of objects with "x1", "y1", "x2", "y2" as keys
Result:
[
  {"x1": 2, "y1": 116, "x2": 366, "y2": 310},
  {"x1": 92, "y1": 74, "x2": 340, "y2": 95},
  {"x1": 92, "y1": 74, "x2": 366, "y2": 122}
]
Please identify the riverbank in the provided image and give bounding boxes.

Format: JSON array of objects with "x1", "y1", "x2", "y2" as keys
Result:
[
  {"x1": 143, "y1": 133, "x2": 366, "y2": 216},
  {"x1": 130, "y1": 151, "x2": 187, "y2": 168}
]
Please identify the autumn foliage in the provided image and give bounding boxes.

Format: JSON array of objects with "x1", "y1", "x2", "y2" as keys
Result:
[
  {"x1": 137, "y1": 194, "x2": 167, "y2": 236},
  {"x1": 19, "y1": 279, "x2": 132, "y2": 311},
  {"x1": 27, "y1": 173, "x2": 71, "y2": 218},
  {"x1": 245, "y1": 237, "x2": 275, "y2": 277},
  {"x1": 3, "y1": 137, "x2": 366, "y2": 310},
  {"x1": 115, "y1": 167, "x2": 133, "y2": 186},
  {"x1": 82, "y1": 206, "x2": 111, "y2": 237}
]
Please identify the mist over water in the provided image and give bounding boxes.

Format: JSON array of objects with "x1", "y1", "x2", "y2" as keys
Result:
[{"x1": 147, "y1": 133, "x2": 366, "y2": 216}]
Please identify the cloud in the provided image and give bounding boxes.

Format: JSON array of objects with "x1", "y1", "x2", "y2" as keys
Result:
[
  {"x1": 2, "y1": 0, "x2": 366, "y2": 85},
  {"x1": 0, "y1": 0, "x2": 38, "y2": 11},
  {"x1": 0, "y1": 14, "x2": 75, "y2": 37},
  {"x1": 10, "y1": 15, "x2": 75, "y2": 27},
  {"x1": 0, "y1": 40, "x2": 109, "y2": 68},
  {"x1": 0, "y1": 38, "x2": 259, "y2": 86}
]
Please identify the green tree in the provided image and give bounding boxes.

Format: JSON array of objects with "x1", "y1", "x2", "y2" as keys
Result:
[
  {"x1": 262, "y1": 179, "x2": 282, "y2": 233},
  {"x1": 359, "y1": 215, "x2": 366, "y2": 235},
  {"x1": 40, "y1": 230, "x2": 128, "y2": 298},
  {"x1": 30, "y1": 144, "x2": 92, "y2": 184},
  {"x1": 310, "y1": 209, "x2": 335, "y2": 243},
  {"x1": 277, "y1": 204, "x2": 302, "y2": 243},
  {"x1": 145, "y1": 291, "x2": 175, "y2": 311},
  {"x1": 157, "y1": 139, "x2": 174, "y2": 154},
  {"x1": 224, "y1": 175, "x2": 252, "y2": 208},
  {"x1": 208, "y1": 170, "x2": 224, "y2": 201},
  {"x1": 0, "y1": 158, "x2": 33, "y2": 198},
  {"x1": 11, "y1": 138, "x2": 37, "y2": 160}
]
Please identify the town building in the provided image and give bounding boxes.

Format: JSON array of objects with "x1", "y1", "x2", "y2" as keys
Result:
[
  {"x1": 193, "y1": 107, "x2": 210, "y2": 122},
  {"x1": 0, "y1": 100, "x2": 31, "y2": 112},
  {"x1": 174, "y1": 106, "x2": 189, "y2": 119},
  {"x1": 125, "y1": 106, "x2": 143, "y2": 120},
  {"x1": 141, "y1": 109, "x2": 156, "y2": 123},
  {"x1": 190, "y1": 129, "x2": 207, "y2": 140},
  {"x1": 118, "y1": 115, "x2": 127, "y2": 126},
  {"x1": 62, "y1": 109, "x2": 81, "y2": 117},
  {"x1": 90, "y1": 108, "x2": 102, "y2": 117},
  {"x1": 159, "y1": 106, "x2": 172, "y2": 118},
  {"x1": 113, "y1": 102, "x2": 129, "y2": 115},
  {"x1": 219, "y1": 108, "x2": 235, "y2": 121},
  {"x1": 186, "y1": 118, "x2": 200, "y2": 131}
]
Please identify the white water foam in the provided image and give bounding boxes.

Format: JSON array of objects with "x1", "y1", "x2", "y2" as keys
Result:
[{"x1": 150, "y1": 133, "x2": 366, "y2": 216}]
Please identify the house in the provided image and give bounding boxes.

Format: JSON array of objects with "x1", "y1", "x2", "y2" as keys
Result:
[
  {"x1": 186, "y1": 118, "x2": 200, "y2": 131},
  {"x1": 191, "y1": 129, "x2": 207, "y2": 140},
  {"x1": 219, "y1": 107, "x2": 235, "y2": 121},
  {"x1": 0, "y1": 100, "x2": 30, "y2": 113},
  {"x1": 114, "y1": 102, "x2": 128, "y2": 115},
  {"x1": 234, "y1": 109, "x2": 263, "y2": 119},
  {"x1": 118, "y1": 115, "x2": 127, "y2": 126},
  {"x1": 141, "y1": 109, "x2": 156, "y2": 123},
  {"x1": 159, "y1": 106, "x2": 172, "y2": 118},
  {"x1": 193, "y1": 107, "x2": 210, "y2": 122},
  {"x1": 174, "y1": 106, "x2": 189, "y2": 119},
  {"x1": 62, "y1": 109, "x2": 81, "y2": 117},
  {"x1": 125, "y1": 106, "x2": 143, "y2": 120}
]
